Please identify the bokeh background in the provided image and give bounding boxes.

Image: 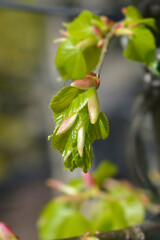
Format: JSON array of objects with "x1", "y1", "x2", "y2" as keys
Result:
[{"x1": 0, "y1": 0, "x2": 160, "y2": 239}]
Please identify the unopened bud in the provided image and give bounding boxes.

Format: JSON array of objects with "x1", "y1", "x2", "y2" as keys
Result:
[
  {"x1": 87, "y1": 73, "x2": 100, "y2": 89},
  {"x1": 0, "y1": 222, "x2": 19, "y2": 240},
  {"x1": 121, "y1": 7, "x2": 127, "y2": 15},
  {"x1": 71, "y1": 77, "x2": 95, "y2": 90},
  {"x1": 97, "y1": 39, "x2": 104, "y2": 48},
  {"x1": 77, "y1": 127, "x2": 85, "y2": 157},
  {"x1": 88, "y1": 91, "x2": 100, "y2": 124},
  {"x1": 53, "y1": 38, "x2": 66, "y2": 43},
  {"x1": 46, "y1": 179, "x2": 78, "y2": 195},
  {"x1": 59, "y1": 29, "x2": 69, "y2": 36},
  {"x1": 71, "y1": 73, "x2": 100, "y2": 90},
  {"x1": 115, "y1": 27, "x2": 133, "y2": 36},
  {"x1": 82, "y1": 172, "x2": 96, "y2": 188},
  {"x1": 56, "y1": 113, "x2": 77, "y2": 135},
  {"x1": 92, "y1": 25, "x2": 104, "y2": 38},
  {"x1": 116, "y1": 22, "x2": 124, "y2": 29},
  {"x1": 64, "y1": 150, "x2": 72, "y2": 161},
  {"x1": 101, "y1": 16, "x2": 115, "y2": 25}
]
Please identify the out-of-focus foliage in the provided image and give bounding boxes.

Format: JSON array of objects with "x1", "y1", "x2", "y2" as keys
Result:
[
  {"x1": 38, "y1": 161, "x2": 149, "y2": 240},
  {"x1": 0, "y1": 9, "x2": 44, "y2": 80},
  {"x1": 0, "y1": 8, "x2": 45, "y2": 182}
]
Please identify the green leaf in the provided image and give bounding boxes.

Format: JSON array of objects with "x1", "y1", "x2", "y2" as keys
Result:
[
  {"x1": 94, "y1": 160, "x2": 118, "y2": 185},
  {"x1": 38, "y1": 201, "x2": 73, "y2": 240},
  {"x1": 89, "y1": 112, "x2": 109, "y2": 142},
  {"x1": 83, "y1": 46, "x2": 101, "y2": 73},
  {"x1": 136, "y1": 18, "x2": 158, "y2": 31},
  {"x1": 49, "y1": 86, "x2": 109, "y2": 172},
  {"x1": 120, "y1": 196, "x2": 145, "y2": 225},
  {"x1": 125, "y1": 6, "x2": 142, "y2": 20},
  {"x1": 66, "y1": 10, "x2": 107, "y2": 40},
  {"x1": 106, "y1": 181, "x2": 145, "y2": 225},
  {"x1": 92, "y1": 199, "x2": 127, "y2": 232},
  {"x1": 124, "y1": 6, "x2": 157, "y2": 31},
  {"x1": 50, "y1": 86, "x2": 79, "y2": 114},
  {"x1": 124, "y1": 26, "x2": 156, "y2": 65},
  {"x1": 38, "y1": 200, "x2": 92, "y2": 240},
  {"x1": 55, "y1": 37, "x2": 87, "y2": 80},
  {"x1": 58, "y1": 212, "x2": 92, "y2": 238}
]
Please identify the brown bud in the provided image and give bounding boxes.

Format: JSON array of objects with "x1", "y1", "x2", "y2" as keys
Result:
[
  {"x1": 88, "y1": 91, "x2": 100, "y2": 124},
  {"x1": 56, "y1": 113, "x2": 77, "y2": 135}
]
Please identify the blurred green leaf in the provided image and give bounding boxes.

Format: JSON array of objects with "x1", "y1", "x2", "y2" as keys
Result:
[
  {"x1": 92, "y1": 199, "x2": 127, "y2": 232},
  {"x1": 120, "y1": 196, "x2": 145, "y2": 225},
  {"x1": 58, "y1": 212, "x2": 92, "y2": 238},
  {"x1": 94, "y1": 161, "x2": 118, "y2": 185},
  {"x1": 38, "y1": 200, "x2": 92, "y2": 240},
  {"x1": 38, "y1": 201, "x2": 73, "y2": 240},
  {"x1": 66, "y1": 10, "x2": 107, "y2": 40},
  {"x1": 124, "y1": 6, "x2": 157, "y2": 31},
  {"x1": 124, "y1": 26, "x2": 156, "y2": 65},
  {"x1": 107, "y1": 181, "x2": 145, "y2": 225},
  {"x1": 125, "y1": 6, "x2": 142, "y2": 20}
]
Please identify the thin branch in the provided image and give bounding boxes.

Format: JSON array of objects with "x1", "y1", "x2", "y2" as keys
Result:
[
  {"x1": 94, "y1": 24, "x2": 118, "y2": 78},
  {"x1": 56, "y1": 214, "x2": 160, "y2": 240}
]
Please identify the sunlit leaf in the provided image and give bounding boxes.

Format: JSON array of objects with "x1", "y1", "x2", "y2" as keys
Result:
[
  {"x1": 124, "y1": 26, "x2": 156, "y2": 65},
  {"x1": 49, "y1": 86, "x2": 109, "y2": 172},
  {"x1": 55, "y1": 37, "x2": 87, "y2": 80}
]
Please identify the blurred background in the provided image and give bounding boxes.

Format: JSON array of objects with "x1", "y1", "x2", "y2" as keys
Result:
[{"x1": 0, "y1": 0, "x2": 160, "y2": 239}]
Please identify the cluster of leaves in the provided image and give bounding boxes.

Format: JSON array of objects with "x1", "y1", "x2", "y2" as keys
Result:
[
  {"x1": 55, "y1": 11, "x2": 110, "y2": 80},
  {"x1": 49, "y1": 6, "x2": 159, "y2": 173},
  {"x1": 38, "y1": 161, "x2": 149, "y2": 240},
  {"x1": 118, "y1": 6, "x2": 159, "y2": 76}
]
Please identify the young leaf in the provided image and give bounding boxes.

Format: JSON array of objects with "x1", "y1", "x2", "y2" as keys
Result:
[
  {"x1": 83, "y1": 46, "x2": 101, "y2": 73},
  {"x1": 38, "y1": 200, "x2": 92, "y2": 240},
  {"x1": 49, "y1": 86, "x2": 109, "y2": 172},
  {"x1": 55, "y1": 37, "x2": 102, "y2": 81},
  {"x1": 123, "y1": 26, "x2": 156, "y2": 65},
  {"x1": 124, "y1": 6, "x2": 142, "y2": 20},
  {"x1": 123, "y1": 6, "x2": 157, "y2": 31},
  {"x1": 55, "y1": 37, "x2": 87, "y2": 80},
  {"x1": 65, "y1": 10, "x2": 107, "y2": 40}
]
